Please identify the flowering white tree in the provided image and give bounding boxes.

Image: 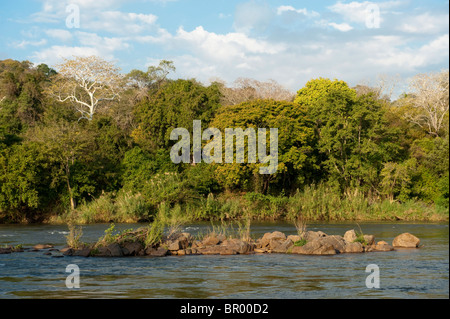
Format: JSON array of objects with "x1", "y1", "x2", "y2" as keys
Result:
[{"x1": 49, "y1": 56, "x2": 123, "y2": 121}]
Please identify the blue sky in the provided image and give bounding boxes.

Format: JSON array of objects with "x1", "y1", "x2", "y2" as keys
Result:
[{"x1": 0, "y1": 0, "x2": 448, "y2": 94}]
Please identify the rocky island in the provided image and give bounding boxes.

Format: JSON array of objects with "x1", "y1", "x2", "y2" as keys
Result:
[{"x1": 1, "y1": 229, "x2": 421, "y2": 258}]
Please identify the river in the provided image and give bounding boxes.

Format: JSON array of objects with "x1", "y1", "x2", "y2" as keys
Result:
[{"x1": 0, "y1": 221, "x2": 448, "y2": 299}]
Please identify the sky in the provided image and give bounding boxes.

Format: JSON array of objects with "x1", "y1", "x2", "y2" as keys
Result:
[{"x1": 0, "y1": 0, "x2": 448, "y2": 94}]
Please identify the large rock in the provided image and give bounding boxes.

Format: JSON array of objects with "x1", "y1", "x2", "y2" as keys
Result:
[
  {"x1": 0, "y1": 247, "x2": 11, "y2": 254},
  {"x1": 374, "y1": 241, "x2": 394, "y2": 251},
  {"x1": 321, "y1": 235, "x2": 346, "y2": 253},
  {"x1": 107, "y1": 243, "x2": 124, "y2": 257},
  {"x1": 272, "y1": 239, "x2": 294, "y2": 253},
  {"x1": 303, "y1": 231, "x2": 327, "y2": 242},
  {"x1": 93, "y1": 246, "x2": 111, "y2": 257},
  {"x1": 167, "y1": 240, "x2": 183, "y2": 251},
  {"x1": 73, "y1": 247, "x2": 91, "y2": 257},
  {"x1": 364, "y1": 235, "x2": 375, "y2": 246},
  {"x1": 33, "y1": 244, "x2": 54, "y2": 250},
  {"x1": 197, "y1": 246, "x2": 232, "y2": 255},
  {"x1": 166, "y1": 233, "x2": 191, "y2": 250},
  {"x1": 260, "y1": 231, "x2": 287, "y2": 248},
  {"x1": 145, "y1": 247, "x2": 168, "y2": 257},
  {"x1": 290, "y1": 235, "x2": 346, "y2": 255},
  {"x1": 176, "y1": 248, "x2": 194, "y2": 256},
  {"x1": 122, "y1": 241, "x2": 144, "y2": 256},
  {"x1": 62, "y1": 248, "x2": 74, "y2": 256},
  {"x1": 343, "y1": 230, "x2": 357, "y2": 243},
  {"x1": 291, "y1": 239, "x2": 336, "y2": 255},
  {"x1": 344, "y1": 242, "x2": 364, "y2": 253},
  {"x1": 392, "y1": 233, "x2": 420, "y2": 248},
  {"x1": 191, "y1": 240, "x2": 202, "y2": 249},
  {"x1": 287, "y1": 235, "x2": 301, "y2": 243},
  {"x1": 202, "y1": 235, "x2": 221, "y2": 246},
  {"x1": 221, "y1": 239, "x2": 253, "y2": 254}
]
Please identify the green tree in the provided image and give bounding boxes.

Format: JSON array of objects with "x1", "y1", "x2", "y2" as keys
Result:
[
  {"x1": 133, "y1": 79, "x2": 221, "y2": 151},
  {"x1": 127, "y1": 60, "x2": 175, "y2": 91},
  {"x1": 295, "y1": 78, "x2": 403, "y2": 193},
  {"x1": 0, "y1": 142, "x2": 52, "y2": 222},
  {"x1": 210, "y1": 99, "x2": 316, "y2": 194}
]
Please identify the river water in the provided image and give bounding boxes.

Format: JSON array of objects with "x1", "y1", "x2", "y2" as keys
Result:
[{"x1": 0, "y1": 222, "x2": 448, "y2": 299}]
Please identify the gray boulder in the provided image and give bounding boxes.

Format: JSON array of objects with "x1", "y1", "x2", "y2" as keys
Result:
[
  {"x1": 271, "y1": 239, "x2": 294, "y2": 253},
  {"x1": 343, "y1": 230, "x2": 357, "y2": 243},
  {"x1": 291, "y1": 239, "x2": 336, "y2": 255},
  {"x1": 107, "y1": 243, "x2": 123, "y2": 257},
  {"x1": 374, "y1": 242, "x2": 394, "y2": 251},
  {"x1": 145, "y1": 247, "x2": 168, "y2": 257},
  {"x1": 344, "y1": 242, "x2": 364, "y2": 253},
  {"x1": 392, "y1": 233, "x2": 420, "y2": 248},
  {"x1": 122, "y1": 241, "x2": 144, "y2": 256},
  {"x1": 303, "y1": 231, "x2": 327, "y2": 242},
  {"x1": 221, "y1": 238, "x2": 253, "y2": 254},
  {"x1": 363, "y1": 235, "x2": 375, "y2": 246},
  {"x1": 260, "y1": 231, "x2": 287, "y2": 248},
  {"x1": 73, "y1": 247, "x2": 91, "y2": 257},
  {"x1": 321, "y1": 235, "x2": 346, "y2": 253}
]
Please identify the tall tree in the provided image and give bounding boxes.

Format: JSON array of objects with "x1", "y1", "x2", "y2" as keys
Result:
[
  {"x1": 295, "y1": 78, "x2": 402, "y2": 193},
  {"x1": 404, "y1": 70, "x2": 449, "y2": 137},
  {"x1": 210, "y1": 99, "x2": 316, "y2": 194},
  {"x1": 217, "y1": 77, "x2": 294, "y2": 106},
  {"x1": 47, "y1": 56, "x2": 123, "y2": 121},
  {"x1": 28, "y1": 122, "x2": 96, "y2": 210},
  {"x1": 133, "y1": 79, "x2": 221, "y2": 151}
]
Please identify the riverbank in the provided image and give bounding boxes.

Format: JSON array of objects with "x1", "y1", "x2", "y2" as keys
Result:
[{"x1": 1, "y1": 190, "x2": 448, "y2": 225}]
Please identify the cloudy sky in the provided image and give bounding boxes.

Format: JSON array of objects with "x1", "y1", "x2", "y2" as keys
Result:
[{"x1": 0, "y1": 0, "x2": 448, "y2": 94}]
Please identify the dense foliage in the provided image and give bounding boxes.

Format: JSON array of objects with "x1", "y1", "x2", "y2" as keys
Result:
[{"x1": 0, "y1": 57, "x2": 448, "y2": 223}]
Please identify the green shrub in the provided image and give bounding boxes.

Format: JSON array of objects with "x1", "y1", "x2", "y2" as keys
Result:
[{"x1": 294, "y1": 239, "x2": 307, "y2": 247}]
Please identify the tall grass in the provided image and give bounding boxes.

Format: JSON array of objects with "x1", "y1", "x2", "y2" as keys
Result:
[
  {"x1": 65, "y1": 183, "x2": 448, "y2": 225},
  {"x1": 144, "y1": 213, "x2": 165, "y2": 248},
  {"x1": 67, "y1": 191, "x2": 151, "y2": 224},
  {"x1": 66, "y1": 224, "x2": 84, "y2": 249}
]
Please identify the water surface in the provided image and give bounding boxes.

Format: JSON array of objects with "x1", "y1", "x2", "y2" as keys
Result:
[{"x1": 0, "y1": 222, "x2": 448, "y2": 299}]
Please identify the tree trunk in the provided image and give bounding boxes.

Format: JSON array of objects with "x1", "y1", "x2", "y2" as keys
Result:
[{"x1": 65, "y1": 161, "x2": 75, "y2": 210}]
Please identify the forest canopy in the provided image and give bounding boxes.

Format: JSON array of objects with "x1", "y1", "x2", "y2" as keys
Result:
[{"x1": 0, "y1": 56, "x2": 448, "y2": 223}]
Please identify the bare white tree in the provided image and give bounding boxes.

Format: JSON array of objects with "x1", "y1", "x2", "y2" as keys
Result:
[
  {"x1": 48, "y1": 56, "x2": 123, "y2": 121},
  {"x1": 405, "y1": 70, "x2": 449, "y2": 137},
  {"x1": 376, "y1": 73, "x2": 402, "y2": 101},
  {"x1": 217, "y1": 77, "x2": 294, "y2": 106}
]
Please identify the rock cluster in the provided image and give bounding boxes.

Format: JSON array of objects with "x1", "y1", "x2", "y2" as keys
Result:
[
  {"x1": 63, "y1": 230, "x2": 422, "y2": 257},
  {"x1": 4, "y1": 230, "x2": 421, "y2": 258}
]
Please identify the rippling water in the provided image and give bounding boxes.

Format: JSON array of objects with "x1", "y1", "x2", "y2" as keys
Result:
[{"x1": 0, "y1": 222, "x2": 448, "y2": 299}]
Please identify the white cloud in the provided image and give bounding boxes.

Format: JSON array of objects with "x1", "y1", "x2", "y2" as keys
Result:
[
  {"x1": 328, "y1": 1, "x2": 404, "y2": 25},
  {"x1": 45, "y1": 29, "x2": 73, "y2": 42},
  {"x1": 328, "y1": 22, "x2": 353, "y2": 32},
  {"x1": 329, "y1": 1, "x2": 374, "y2": 24},
  {"x1": 83, "y1": 11, "x2": 158, "y2": 34},
  {"x1": 233, "y1": 0, "x2": 273, "y2": 34},
  {"x1": 174, "y1": 26, "x2": 283, "y2": 58},
  {"x1": 371, "y1": 34, "x2": 450, "y2": 69},
  {"x1": 32, "y1": 31, "x2": 130, "y2": 67},
  {"x1": 32, "y1": 1, "x2": 158, "y2": 35},
  {"x1": 75, "y1": 31, "x2": 130, "y2": 51},
  {"x1": 32, "y1": 45, "x2": 104, "y2": 66},
  {"x1": 399, "y1": 12, "x2": 449, "y2": 34},
  {"x1": 12, "y1": 39, "x2": 48, "y2": 49},
  {"x1": 276, "y1": 5, "x2": 319, "y2": 17}
]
